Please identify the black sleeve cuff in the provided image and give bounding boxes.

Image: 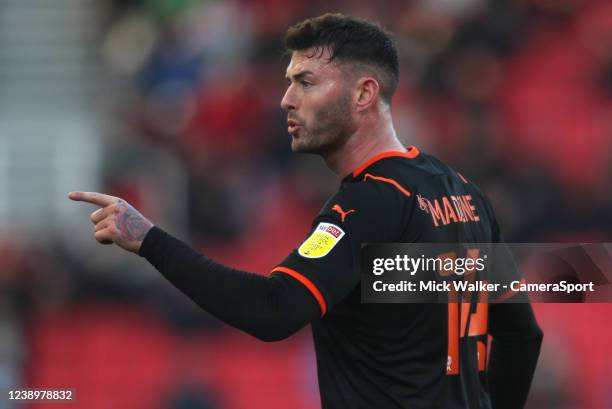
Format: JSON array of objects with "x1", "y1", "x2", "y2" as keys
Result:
[{"x1": 138, "y1": 225, "x2": 168, "y2": 260}]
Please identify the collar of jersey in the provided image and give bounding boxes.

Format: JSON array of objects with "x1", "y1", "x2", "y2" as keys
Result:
[{"x1": 351, "y1": 146, "x2": 420, "y2": 179}]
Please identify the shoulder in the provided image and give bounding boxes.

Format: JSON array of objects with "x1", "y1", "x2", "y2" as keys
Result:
[
  {"x1": 315, "y1": 178, "x2": 412, "y2": 243},
  {"x1": 352, "y1": 150, "x2": 449, "y2": 193},
  {"x1": 326, "y1": 176, "x2": 410, "y2": 214}
]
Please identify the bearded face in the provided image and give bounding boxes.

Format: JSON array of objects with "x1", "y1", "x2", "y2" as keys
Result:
[{"x1": 281, "y1": 48, "x2": 358, "y2": 155}]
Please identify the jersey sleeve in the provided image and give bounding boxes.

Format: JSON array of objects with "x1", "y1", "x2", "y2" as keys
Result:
[{"x1": 272, "y1": 179, "x2": 412, "y2": 315}]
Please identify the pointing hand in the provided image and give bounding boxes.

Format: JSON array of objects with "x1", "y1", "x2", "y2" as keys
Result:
[{"x1": 68, "y1": 191, "x2": 154, "y2": 254}]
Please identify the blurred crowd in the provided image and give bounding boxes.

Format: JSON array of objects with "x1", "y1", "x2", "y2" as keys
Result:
[
  {"x1": 1, "y1": 0, "x2": 611, "y2": 408},
  {"x1": 100, "y1": 0, "x2": 612, "y2": 243}
]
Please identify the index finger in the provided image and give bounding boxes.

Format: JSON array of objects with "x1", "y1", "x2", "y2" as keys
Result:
[{"x1": 68, "y1": 191, "x2": 117, "y2": 207}]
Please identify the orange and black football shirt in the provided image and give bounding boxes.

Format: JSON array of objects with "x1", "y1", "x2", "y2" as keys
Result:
[
  {"x1": 270, "y1": 146, "x2": 538, "y2": 409},
  {"x1": 140, "y1": 146, "x2": 542, "y2": 409}
]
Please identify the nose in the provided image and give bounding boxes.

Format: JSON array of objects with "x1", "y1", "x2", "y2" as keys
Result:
[{"x1": 280, "y1": 85, "x2": 296, "y2": 112}]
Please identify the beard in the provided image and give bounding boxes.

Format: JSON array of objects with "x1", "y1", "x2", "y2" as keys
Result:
[{"x1": 290, "y1": 91, "x2": 356, "y2": 155}]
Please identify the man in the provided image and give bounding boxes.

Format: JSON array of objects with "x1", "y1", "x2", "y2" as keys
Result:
[{"x1": 70, "y1": 14, "x2": 543, "y2": 409}]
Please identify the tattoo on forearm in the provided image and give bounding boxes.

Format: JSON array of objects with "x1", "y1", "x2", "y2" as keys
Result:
[{"x1": 115, "y1": 201, "x2": 152, "y2": 241}]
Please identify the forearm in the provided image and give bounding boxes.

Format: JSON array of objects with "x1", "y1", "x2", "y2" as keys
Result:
[
  {"x1": 139, "y1": 227, "x2": 319, "y2": 341},
  {"x1": 488, "y1": 303, "x2": 544, "y2": 409}
]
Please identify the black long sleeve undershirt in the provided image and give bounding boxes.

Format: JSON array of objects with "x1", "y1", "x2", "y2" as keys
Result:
[
  {"x1": 139, "y1": 226, "x2": 320, "y2": 342},
  {"x1": 488, "y1": 303, "x2": 544, "y2": 409}
]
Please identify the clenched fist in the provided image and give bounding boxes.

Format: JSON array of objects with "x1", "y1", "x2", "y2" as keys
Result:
[{"x1": 68, "y1": 191, "x2": 154, "y2": 254}]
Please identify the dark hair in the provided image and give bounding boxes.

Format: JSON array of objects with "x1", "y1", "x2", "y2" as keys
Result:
[{"x1": 284, "y1": 13, "x2": 399, "y2": 103}]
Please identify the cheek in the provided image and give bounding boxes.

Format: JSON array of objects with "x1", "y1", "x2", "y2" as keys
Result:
[
  {"x1": 319, "y1": 81, "x2": 343, "y2": 101},
  {"x1": 305, "y1": 84, "x2": 345, "y2": 118}
]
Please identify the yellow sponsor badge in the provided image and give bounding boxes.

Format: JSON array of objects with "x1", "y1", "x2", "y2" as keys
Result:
[{"x1": 298, "y1": 222, "x2": 345, "y2": 258}]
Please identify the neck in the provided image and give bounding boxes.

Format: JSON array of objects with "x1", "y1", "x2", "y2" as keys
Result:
[{"x1": 323, "y1": 111, "x2": 405, "y2": 178}]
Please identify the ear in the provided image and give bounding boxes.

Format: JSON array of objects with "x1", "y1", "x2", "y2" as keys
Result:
[{"x1": 354, "y1": 76, "x2": 380, "y2": 112}]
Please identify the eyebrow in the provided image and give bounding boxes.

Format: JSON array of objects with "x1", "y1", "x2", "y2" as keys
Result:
[{"x1": 285, "y1": 70, "x2": 314, "y2": 82}]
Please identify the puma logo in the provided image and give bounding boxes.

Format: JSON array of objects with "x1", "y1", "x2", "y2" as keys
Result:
[{"x1": 331, "y1": 204, "x2": 356, "y2": 222}]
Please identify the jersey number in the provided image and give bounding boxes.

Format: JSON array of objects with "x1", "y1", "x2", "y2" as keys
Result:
[{"x1": 440, "y1": 249, "x2": 488, "y2": 375}]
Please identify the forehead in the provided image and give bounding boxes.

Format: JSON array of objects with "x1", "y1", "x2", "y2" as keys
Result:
[{"x1": 285, "y1": 47, "x2": 343, "y2": 78}]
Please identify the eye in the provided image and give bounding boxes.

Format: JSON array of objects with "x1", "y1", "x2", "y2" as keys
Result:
[{"x1": 301, "y1": 80, "x2": 312, "y2": 88}]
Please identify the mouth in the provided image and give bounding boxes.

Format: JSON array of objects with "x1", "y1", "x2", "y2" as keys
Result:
[{"x1": 287, "y1": 119, "x2": 301, "y2": 135}]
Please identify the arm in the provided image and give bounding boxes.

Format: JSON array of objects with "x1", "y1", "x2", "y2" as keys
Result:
[
  {"x1": 488, "y1": 302, "x2": 543, "y2": 409},
  {"x1": 140, "y1": 227, "x2": 320, "y2": 341},
  {"x1": 68, "y1": 191, "x2": 320, "y2": 342},
  {"x1": 482, "y1": 197, "x2": 543, "y2": 408}
]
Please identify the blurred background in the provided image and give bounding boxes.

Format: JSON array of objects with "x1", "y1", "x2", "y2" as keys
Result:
[{"x1": 0, "y1": 0, "x2": 610, "y2": 408}]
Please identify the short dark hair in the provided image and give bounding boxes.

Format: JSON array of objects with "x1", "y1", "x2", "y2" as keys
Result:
[{"x1": 284, "y1": 13, "x2": 399, "y2": 104}]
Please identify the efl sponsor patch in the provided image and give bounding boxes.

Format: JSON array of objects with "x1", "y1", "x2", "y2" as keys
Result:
[{"x1": 298, "y1": 222, "x2": 345, "y2": 258}]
